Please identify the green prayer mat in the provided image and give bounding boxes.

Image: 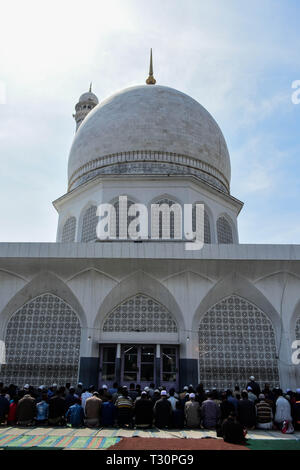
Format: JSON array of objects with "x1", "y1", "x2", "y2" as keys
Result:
[{"x1": 246, "y1": 438, "x2": 300, "y2": 450}]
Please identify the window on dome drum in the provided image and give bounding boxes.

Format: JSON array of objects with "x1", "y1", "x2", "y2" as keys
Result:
[
  {"x1": 61, "y1": 216, "x2": 76, "y2": 242},
  {"x1": 81, "y1": 205, "x2": 98, "y2": 242},
  {"x1": 217, "y1": 216, "x2": 233, "y2": 244},
  {"x1": 103, "y1": 294, "x2": 177, "y2": 333},
  {"x1": 296, "y1": 318, "x2": 300, "y2": 340},
  {"x1": 192, "y1": 206, "x2": 211, "y2": 244},
  {"x1": 198, "y1": 295, "x2": 279, "y2": 390},
  {"x1": 153, "y1": 198, "x2": 180, "y2": 239},
  {"x1": 114, "y1": 199, "x2": 135, "y2": 239},
  {"x1": 0, "y1": 293, "x2": 81, "y2": 387}
]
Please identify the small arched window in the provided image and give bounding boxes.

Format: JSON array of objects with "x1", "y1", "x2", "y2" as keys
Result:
[
  {"x1": 153, "y1": 198, "x2": 181, "y2": 239},
  {"x1": 61, "y1": 217, "x2": 76, "y2": 242},
  {"x1": 296, "y1": 317, "x2": 300, "y2": 340},
  {"x1": 113, "y1": 199, "x2": 135, "y2": 239},
  {"x1": 217, "y1": 216, "x2": 233, "y2": 244},
  {"x1": 192, "y1": 206, "x2": 211, "y2": 244},
  {"x1": 81, "y1": 205, "x2": 98, "y2": 242}
]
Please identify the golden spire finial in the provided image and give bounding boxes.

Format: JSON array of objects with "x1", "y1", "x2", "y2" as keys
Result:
[
  {"x1": 146, "y1": 48, "x2": 156, "y2": 85},
  {"x1": 89, "y1": 82, "x2": 92, "y2": 92}
]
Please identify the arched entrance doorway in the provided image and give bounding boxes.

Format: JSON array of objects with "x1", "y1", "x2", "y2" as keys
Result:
[{"x1": 99, "y1": 294, "x2": 179, "y2": 389}]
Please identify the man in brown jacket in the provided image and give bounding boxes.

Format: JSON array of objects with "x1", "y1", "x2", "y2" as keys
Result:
[
  {"x1": 184, "y1": 393, "x2": 200, "y2": 428},
  {"x1": 84, "y1": 392, "x2": 102, "y2": 427},
  {"x1": 17, "y1": 394, "x2": 36, "y2": 426}
]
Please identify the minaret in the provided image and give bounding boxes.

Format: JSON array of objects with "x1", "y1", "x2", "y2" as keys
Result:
[
  {"x1": 146, "y1": 49, "x2": 156, "y2": 85},
  {"x1": 73, "y1": 83, "x2": 99, "y2": 132}
]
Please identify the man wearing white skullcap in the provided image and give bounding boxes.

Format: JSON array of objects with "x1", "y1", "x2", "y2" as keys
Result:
[
  {"x1": 153, "y1": 390, "x2": 172, "y2": 428},
  {"x1": 185, "y1": 392, "x2": 200, "y2": 428},
  {"x1": 274, "y1": 389, "x2": 292, "y2": 429},
  {"x1": 247, "y1": 386, "x2": 257, "y2": 403},
  {"x1": 179, "y1": 386, "x2": 189, "y2": 402},
  {"x1": 201, "y1": 391, "x2": 221, "y2": 429},
  {"x1": 246, "y1": 376, "x2": 261, "y2": 397}
]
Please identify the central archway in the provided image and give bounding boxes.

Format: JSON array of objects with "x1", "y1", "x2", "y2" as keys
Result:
[{"x1": 103, "y1": 294, "x2": 178, "y2": 333}]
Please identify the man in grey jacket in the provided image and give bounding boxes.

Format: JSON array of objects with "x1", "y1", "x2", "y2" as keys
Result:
[{"x1": 201, "y1": 392, "x2": 220, "y2": 429}]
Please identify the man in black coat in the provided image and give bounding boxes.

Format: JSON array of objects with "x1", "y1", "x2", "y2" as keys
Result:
[
  {"x1": 222, "y1": 412, "x2": 246, "y2": 445},
  {"x1": 0, "y1": 390, "x2": 9, "y2": 424},
  {"x1": 48, "y1": 388, "x2": 66, "y2": 425},
  {"x1": 220, "y1": 392, "x2": 235, "y2": 421},
  {"x1": 237, "y1": 391, "x2": 256, "y2": 429},
  {"x1": 153, "y1": 391, "x2": 172, "y2": 428},
  {"x1": 292, "y1": 389, "x2": 300, "y2": 431},
  {"x1": 246, "y1": 376, "x2": 261, "y2": 397},
  {"x1": 134, "y1": 391, "x2": 153, "y2": 428}
]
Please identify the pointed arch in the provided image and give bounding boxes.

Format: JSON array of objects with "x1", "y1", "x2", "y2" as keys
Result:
[
  {"x1": 192, "y1": 202, "x2": 212, "y2": 244},
  {"x1": 0, "y1": 272, "x2": 86, "y2": 387},
  {"x1": 1, "y1": 292, "x2": 81, "y2": 387},
  {"x1": 198, "y1": 294, "x2": 279, "y2": 389},
  {"x1": 78, "y1": 201, "x2": 99, "y2": 242},
  {"x1": 150, "y1": 193, "x2": 183, "y2": 206},
  {"x1": 290, "y1": 297, "x2": 300, "y2": 342},
  {"x1": 94, "y1": 271, "x2": 184, "y2": 332},
  {"x1": 66, "y1": 268, "x2": 118, "y2": 283},
  {"x1": 216, "y1": 215, "x2": 234, "y2": 244},
  {"x1": 61, "y1": 216, "x2": 76, "y2": 242},
  {"x1": 0, "y1": 271, "x2": 87, "y2": 337},
  {"x1": 110, "y1": 196, "x2": 137, "y2": 239},
  {"x1": 192, "y1": 273, "x2": 281, "y2": 389},
  {"x1": 192, "y1": 273, "x2": 281, "y2": 344},
  {"x1": 150, "y1": 195, "x2": 182, "y2": 240},
  {"x1": 102, "y1": 293, "x2": 178, "y2": 333}
]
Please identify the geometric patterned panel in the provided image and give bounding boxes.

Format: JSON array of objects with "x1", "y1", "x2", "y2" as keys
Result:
[
  {"x1": 61, "y1": 216, "x2": 76, "y2": 242},
  {"x1": 81, "y1": 205, "x2": 98, "y2": 242},
  {"x1": 0, "y1": 294, "x2": 81, "y2": 387},
  {"x1": 113, "y1": 199, "x2": 135, "y2": 239},
  {"x1": 296, "y1": 318, "x2": 300, "y2": 340},
  {"x1": 103, "y1": 294, "x2": 177, "y2": 333},
  {"x1": 217, "y1": 216, "x2": 233, "y2": 244},
  {"x1": 198, "y1": 295, "x2": 279, "y2": 390},
  {"x1": 192, "y1": 206, "x2": 211, "y2": 244},
  {"x1": 153, "y1": 198, "x2": 178, "y2": 239}
]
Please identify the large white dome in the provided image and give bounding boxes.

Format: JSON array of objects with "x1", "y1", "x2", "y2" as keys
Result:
[{"x1": 68, "y1": 85, "x2": 231, "y2": 193}]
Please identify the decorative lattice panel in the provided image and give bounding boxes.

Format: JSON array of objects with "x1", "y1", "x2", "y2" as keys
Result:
[
  {"x1": 114, "y1": 199, "x2": 135, "y2": 238},
  {"x1": 61, "y1": 217, "x2": 76, "y2": 242},
  {"x1": 0, "y1": 294, "x2": 81, "y2": 387},
  {"x1": 198, "y1": 295, "x2": 279, "y2": 390},
  {"x1": 81, "y1": 206, "x2": 98, "y2": 242},
  {"x1": 192, "y1": 206, "x2": 211, "y2": 244},
  {"x1": 217, "y1": 216, "x2": 233, "y2": 244},
  {"x1": 152, "y1": 199, "x2": 180, "y2": 239},
  {"x1": 296, "y1": 318, "x2": 300, "y2": 340},
  {"x1": 103, "y1": 294, "x2": 177, "y2": 333}
]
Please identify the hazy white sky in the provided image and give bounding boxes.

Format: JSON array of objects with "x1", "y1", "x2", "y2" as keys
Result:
[{"x1": 0, "y1": 0, "x2": 300, "y2": 243}]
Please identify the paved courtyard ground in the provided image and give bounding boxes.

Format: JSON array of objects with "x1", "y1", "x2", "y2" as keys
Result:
[{"x1": 0, "y1": 426, "x2": 299, "y2": 450}]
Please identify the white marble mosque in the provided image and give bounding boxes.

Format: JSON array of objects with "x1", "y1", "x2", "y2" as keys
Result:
[{"x1": 1, "y1": 53, "x2": 300, "y2": 391}]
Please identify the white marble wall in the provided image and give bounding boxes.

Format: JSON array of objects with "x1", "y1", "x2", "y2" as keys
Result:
[
  {"x1": 0, "y1": 243, "x2": 299, "y2": 389},
  {"x1": 54, "y1": 175, "x2": 242, "y2": 244}
]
